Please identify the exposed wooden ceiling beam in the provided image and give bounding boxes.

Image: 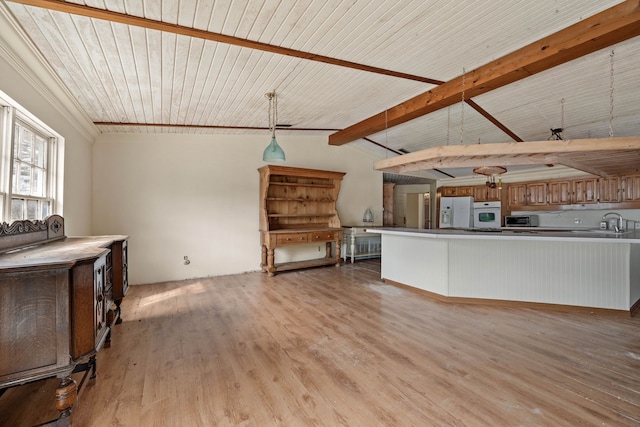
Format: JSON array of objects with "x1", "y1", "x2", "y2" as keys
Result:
[
  {"x1": 465, "y1": 100, "x2": 523, "y2": 142},
  {"x1": 329, "y1": 0, "x2": 640, "y2": 146},
  {"x1": 12, "y1": 0, "x2": 520, "y2": 144},
  {"x1": 363, "y1": 137, "x2": 403, "y2": 156},
  {"x1": 8, "y1": 0, "x2": 442, "y2": 85},
  {"x1": 374, "y1": 137, "x2": 640, "y2": 177},
  {"x1": 92, "y1": 122, "x2": 340, "y2": 132}
]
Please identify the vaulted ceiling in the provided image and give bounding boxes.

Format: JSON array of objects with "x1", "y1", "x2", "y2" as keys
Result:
[{"x1": 2, "y1": 0, "x2": 639, "y2": 179}]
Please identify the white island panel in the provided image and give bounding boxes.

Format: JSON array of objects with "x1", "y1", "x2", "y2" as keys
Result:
[
  {"x1": 631, "y1": 245, "x2": 640, "y2": 306},
  {"x1": 382, "y1": 234, "x2": 449, "y2": 295},
  {"x1": 369, "y1": 228, "x2": 640, "y2": 313},
  {"x1": 448, "y1": 239, "x2": 630, "y2": 310}
]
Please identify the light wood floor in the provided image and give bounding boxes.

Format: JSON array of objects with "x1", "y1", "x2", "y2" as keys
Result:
[{"x1": 2, "y1": 259, "x2": 640, "y2": 426}]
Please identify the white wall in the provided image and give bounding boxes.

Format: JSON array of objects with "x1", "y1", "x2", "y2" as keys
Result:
[
  {"x1": 92, "y1": 133, "x2": 382, "y2": 284},
  {"x1": 0, "y1": 7, "x2": 96, "y2": 235}
]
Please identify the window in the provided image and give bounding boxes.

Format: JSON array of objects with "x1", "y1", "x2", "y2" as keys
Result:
[{"x1": 0, "y1": 90, "x2": 63, "y2": 223}]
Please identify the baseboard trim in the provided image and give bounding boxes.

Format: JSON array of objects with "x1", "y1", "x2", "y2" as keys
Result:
[{"x1": 383, "y1": 278, "x2": 636, "y2": 317}]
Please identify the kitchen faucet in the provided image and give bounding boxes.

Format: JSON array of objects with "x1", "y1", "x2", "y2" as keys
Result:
[{"x1": 602, "y1": 212, "x2": 624, "y2": 232}]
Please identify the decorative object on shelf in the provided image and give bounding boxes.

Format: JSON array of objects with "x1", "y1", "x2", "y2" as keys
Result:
[
  {"x1": 262, "y1": 92, "x2": 285, "y2": 162},
  {"x1": 363, "y1": 208, "x2": 374, "y2": 223},
  {"x1": 473, "y1": 165, "x2": 506, "y2": 188}
]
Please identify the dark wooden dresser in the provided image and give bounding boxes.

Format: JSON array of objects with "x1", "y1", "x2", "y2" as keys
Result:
[{"x1": 0, "y1": 215, "x2": 128, "y2": 425}]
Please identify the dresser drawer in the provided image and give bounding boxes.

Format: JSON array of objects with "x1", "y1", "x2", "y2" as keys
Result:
[
  {"x1": 309, "y1": 231, "x2": 336, "y2": 242},
  {"x1": 276, "y1": 233, "x2": 308, "y2": 245}
]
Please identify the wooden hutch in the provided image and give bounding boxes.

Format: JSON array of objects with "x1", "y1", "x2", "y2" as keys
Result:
[
  {"x1": 0, "y1": 215, "x2": 128, "y2": 425},
  {"x1": 259, "y1": 165, "x2": 345, "y2": 276}
]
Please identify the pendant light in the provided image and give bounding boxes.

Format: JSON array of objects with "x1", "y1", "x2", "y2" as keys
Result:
[
  {"x1": 262, "y1": 92, "x2": 286, "y2": 162},
  {"x1": 473, "y1": 166, "x2": 507, "y2": 188}
]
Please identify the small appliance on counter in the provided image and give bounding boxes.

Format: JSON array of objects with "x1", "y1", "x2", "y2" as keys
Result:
[
  {"x1": 439, "y1": 196, "x2": 474, "y2": 228},
  {"x1": 505, "y1": 214, "x2": 539, "y2": 227},
  {"x1": 473, "y1": 201, "x2": 501, "y2": 229}
]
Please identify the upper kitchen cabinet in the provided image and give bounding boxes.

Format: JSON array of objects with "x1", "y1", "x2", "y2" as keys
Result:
[
  {"x1": 527, "y1": 183, "x2": 548, "y2": 206},
  {"x1": 507, "y1": 184, "x2": 528, "y2": 210},
  {"x1": 548, "y1": 180, "x2": 571, "y2": 205},
  {"x1": 507, "y1": 182, "x2": 547, "y2": 210},
  {"x1": 622, "y1": 174, "x2": 640, "y2": 202},
  {"x1": 600, "y1": 177, "x2": 622, "y2": 203},
  {"x1": 473, "y1": 186, "x2": 501, "y2": 202},
  {"x1": 441, "y1": 186, "x2": 473, "y2": 197},
  {"x1": 439, "y1": 185, "x2": 501, "y2": 202},
  {"x1": 571, "y1": 177, "x2": 599, "y2": 204},
  {"x1": 547, "y1": 177, "x2": 598, "y2": 205},
  {"x1": 449, "y1": 173, "x2": 640, "y2": 212}
]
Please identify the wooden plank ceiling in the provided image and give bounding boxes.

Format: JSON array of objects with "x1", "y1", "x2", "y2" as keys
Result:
[{"x1": 2, "y1": 0, "x2": 639, "y2": 179}]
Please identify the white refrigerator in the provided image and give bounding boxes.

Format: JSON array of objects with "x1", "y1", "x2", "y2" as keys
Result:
[{"x1": 439, "y1": 196, "x2": 474, "y2": 228}]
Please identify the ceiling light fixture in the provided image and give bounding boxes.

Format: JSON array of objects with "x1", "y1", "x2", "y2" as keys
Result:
[
  {"x1": 473, "y1": 166, "x2": 507, "y2": 189},
  {"x1": 262, "y1": 92, "x2": 285, "y2": 162}
]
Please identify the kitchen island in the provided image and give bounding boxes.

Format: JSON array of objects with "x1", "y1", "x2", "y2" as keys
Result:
[{"x1": 366, "y1": 228, "x2": 640, "y2": 315}]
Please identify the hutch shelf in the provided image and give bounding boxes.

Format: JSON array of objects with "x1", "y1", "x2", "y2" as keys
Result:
[{"x1": 259, "y1": 165, "x2": 345, "y2": 276}]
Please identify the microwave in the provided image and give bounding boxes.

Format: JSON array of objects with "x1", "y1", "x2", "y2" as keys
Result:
[{"x1": 505, "y1": 215, "x2": 539, "y2": 227}]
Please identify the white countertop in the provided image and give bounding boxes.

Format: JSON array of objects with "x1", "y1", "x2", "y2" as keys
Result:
[{"x1": 366, "y1": 227, "x2": 640, "y2": 243}]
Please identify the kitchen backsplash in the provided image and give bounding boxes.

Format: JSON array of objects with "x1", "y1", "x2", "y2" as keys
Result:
[{"x1": 515, "y1": 209, "x2": 640, "y2": 230}]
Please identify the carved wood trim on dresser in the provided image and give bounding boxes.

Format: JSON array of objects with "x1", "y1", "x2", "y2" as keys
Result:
[{"x1": 0, "y1": 215, "x2": 129, "y2": 425}]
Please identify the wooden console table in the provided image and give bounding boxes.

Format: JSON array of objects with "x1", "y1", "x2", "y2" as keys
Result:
[
  {"x1": 342, "y1": 226, "x2": 381, "y2": 263},
  {"x1": 260, "y1": 227, "x2": 343, "y2": 275},
  {"x1": 0, "y1": 215, "x2": 128, "y2": 425}
]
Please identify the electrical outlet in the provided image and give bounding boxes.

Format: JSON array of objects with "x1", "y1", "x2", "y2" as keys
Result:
[{"x1": 183, "y1": 255, "x2": 191, "y2": 265}]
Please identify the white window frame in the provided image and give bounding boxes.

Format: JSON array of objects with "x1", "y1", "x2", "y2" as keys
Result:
[{"x1": 0, "y1": 90, "x2": 64, "y2": 223}]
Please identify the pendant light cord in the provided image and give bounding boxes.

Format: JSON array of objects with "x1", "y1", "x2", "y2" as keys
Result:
[
  {"x1": 460, "y1": 68, "x2": 465, "y2": 144},
  {"x1": 446, "y1": 107, "x2": 450, "y2": 146},
  {"x1": 561, "y1": 98, "x2": 565, "y2": 131},
  {"x1": 268, "y1": 92, "x2": 278, "y2": 138},
  {"x1": 609, "y1": 50, "x2": 615, "y2": 138}
]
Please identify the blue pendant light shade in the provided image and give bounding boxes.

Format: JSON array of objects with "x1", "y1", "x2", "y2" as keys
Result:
[
  {"x1": 262, "y1": 92, "x2": 286, "y2": 162},
  {"x1": 263, "y1": 136, "x2": 285, "y2": 162}
]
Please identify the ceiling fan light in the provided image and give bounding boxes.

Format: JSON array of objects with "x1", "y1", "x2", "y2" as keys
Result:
[{"x1": 263, "y1": 136, "x2": 286, "y2": 162}]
